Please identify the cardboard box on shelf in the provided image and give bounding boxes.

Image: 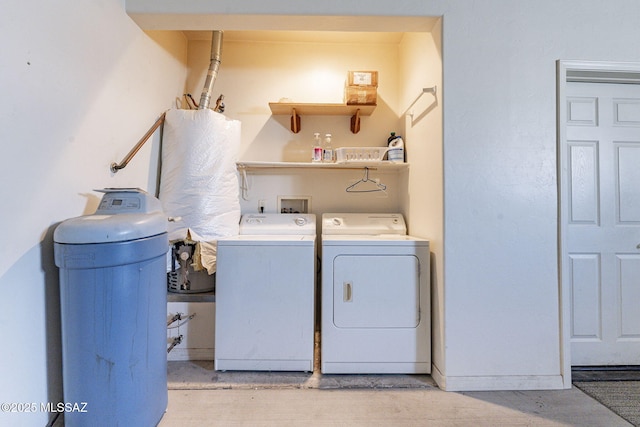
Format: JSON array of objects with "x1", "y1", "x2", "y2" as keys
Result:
[
  {"x1": 347, "y1": 71, "x2": 378, "y2": 87},
  {"x1": 345, "y1": 85, "x2": 377, "y2": 105}
]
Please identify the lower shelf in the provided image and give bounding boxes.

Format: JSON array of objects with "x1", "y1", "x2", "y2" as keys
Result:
[{"x1": 237, "y1": 161, "x2": 408, "y2": 170}]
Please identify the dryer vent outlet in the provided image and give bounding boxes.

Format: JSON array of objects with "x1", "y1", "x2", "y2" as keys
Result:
[{"x1": 278, "y1": 196, "x2": 311, "y2": 214}]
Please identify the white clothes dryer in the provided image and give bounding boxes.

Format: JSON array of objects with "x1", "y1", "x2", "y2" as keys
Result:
[
  {"x1": 215, "y1": 213, "x2": 316, "y2": 372},
  {"x1": 321, "y1": 213, "x2": 430, "y2": 374}
]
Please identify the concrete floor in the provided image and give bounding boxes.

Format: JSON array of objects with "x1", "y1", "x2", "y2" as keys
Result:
[
  {"x1": 159, "y1": 360, "x2": 633, "y2": 426},
  {"x1": 158, "y1": 385, "x2": 632, "y2": 426}
]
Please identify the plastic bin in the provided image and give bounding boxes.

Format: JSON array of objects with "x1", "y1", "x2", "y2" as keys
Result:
[{"x1": 53, "y1": 189, "x2": 168, "y2": 427}]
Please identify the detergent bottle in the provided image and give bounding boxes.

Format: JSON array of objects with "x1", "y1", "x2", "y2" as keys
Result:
[{"x1": 387, "y1": 132, "x2": 404, "y2": 163}]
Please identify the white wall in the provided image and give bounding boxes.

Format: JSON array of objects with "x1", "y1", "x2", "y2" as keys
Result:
[
  {"x1": 0, "y1": 1, "x2": 186, "y2": 425},
  {"x1": 127, "y1": 0, "x2": 640, "y2": 392},
  {"x1": 436, "y1": 1, "x2": 640, "y2": 391}
]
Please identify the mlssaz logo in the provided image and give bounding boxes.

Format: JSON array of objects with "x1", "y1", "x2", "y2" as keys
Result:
[{"x1": 41, "y1": 402, "x2": 88, "y2": 413}]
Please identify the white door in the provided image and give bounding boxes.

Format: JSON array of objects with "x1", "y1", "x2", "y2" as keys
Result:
[{"x1": 565, "y1": 81, "x2": 640, "y2": 365}]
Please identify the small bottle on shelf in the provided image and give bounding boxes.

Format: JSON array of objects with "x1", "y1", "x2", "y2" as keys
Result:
[
  {"x1": 323, "y1": 133, "x2": 334, "y2": 163},
  {"x1": 312, "y1": 132, "x2": 322, "y2": 163}
]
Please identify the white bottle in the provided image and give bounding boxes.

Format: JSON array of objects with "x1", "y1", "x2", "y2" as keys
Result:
[
  {"x1": 323, "y1": 133, "x2": 334, "y2": 163},
  {"x1": 312, "y1": 132, "x2": 322, "y2": 163}
]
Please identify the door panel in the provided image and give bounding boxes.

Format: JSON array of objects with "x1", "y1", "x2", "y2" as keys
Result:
[
  {"x1": 617, "y1": 144, "x2": 640, "y2": 222},
  {"x1": 568, "y1": 142, "x2": 599, "y2": 224},
  {"x1": 566, "y1": 82, "x2": 640, "y2": 365},
  {"x1": 569, "y1": 253, "x2": 601, "y2": 340},
  {"x1": 618, "y1": 255, "x2": 640, "y2": 338},
  {"x1": 614, "y1": 99, "x2": 640, "y2": 125}
]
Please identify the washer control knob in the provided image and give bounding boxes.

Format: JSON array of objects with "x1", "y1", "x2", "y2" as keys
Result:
[
  {"x1": 332, "y1": 218, "x2": 342, "y2": 226},
  {"x1": 295, "y1": 217, "x2": 307, "y2": 226}
]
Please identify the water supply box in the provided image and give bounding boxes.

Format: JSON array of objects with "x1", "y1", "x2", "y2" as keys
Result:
[
  {"x1": 347, "y1": 71, "x2": 378, "y2": 87},
  {"x1": 345, "y1": 86, "x2": 377, "y2": 105}
]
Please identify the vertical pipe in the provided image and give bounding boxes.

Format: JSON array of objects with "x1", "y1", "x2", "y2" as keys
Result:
[{"x1": 199, "y1": 30, "x2": 224, "y2": 110}]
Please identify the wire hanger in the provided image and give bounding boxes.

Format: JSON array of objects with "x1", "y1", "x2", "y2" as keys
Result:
[{"x1": 345, "y1": 167, "x2": 387, "y2": 193}]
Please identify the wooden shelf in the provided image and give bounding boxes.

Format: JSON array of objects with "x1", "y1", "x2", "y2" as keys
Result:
[
  {"x1": 268, "y1": 102, "x2": 376, "y2": 134},
  {"x1": 269, "y1": 103, "x2": 376, "y2": 116}
]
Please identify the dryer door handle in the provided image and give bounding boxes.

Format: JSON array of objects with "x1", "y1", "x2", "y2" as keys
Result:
[{"x1": 343, "y1": 282, "x2": 353, "y2": 303}]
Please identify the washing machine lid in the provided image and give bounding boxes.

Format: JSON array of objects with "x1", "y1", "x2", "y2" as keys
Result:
[
  {"x1": 217, "y1": 234, "x2": 316, "y2": 246},
  {"x1": 322, "y1": 213, "x2": 406, "y2": 235},
  {"x1": 54, "y1": 188, "x2": 168, "y2": 244},
  {"x1": 239, "y1": 213, "x2": 316, "y2": 235}
]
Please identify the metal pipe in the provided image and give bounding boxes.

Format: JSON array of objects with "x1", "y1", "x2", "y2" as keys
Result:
[
  {"x1": 167, "y1": 335, "x2": 183, "y2": 353},
  {"x1": 167, "y1": 313, "x2": 196, "y2": 329},
  {"x1": 110, "y1": 112, "x2": 166, "y2": 173},
  {"x1": 198, "y1": 30, "x2": 224, "y2": 110},
  {"x1": 167, "y1": 313, "x2": 182, "y2": 327}
]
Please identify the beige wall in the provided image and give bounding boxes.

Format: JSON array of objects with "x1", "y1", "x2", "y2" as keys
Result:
[
  {"x1": 182, "y1": 32, "x2": 440, "y2": 217},
  {"x1": 0, "y1": 2, "x2": 187, "y2": 425},
  {"x1": 399, "y1": 26, "x2": 444, "y2": 376}
]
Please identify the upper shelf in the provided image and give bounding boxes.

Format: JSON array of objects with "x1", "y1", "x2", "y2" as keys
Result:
[
  {"x1": 269, "y1": 102, "x2": 376, "y2": 116},
  {"x1": 268, "y1": 102, "x2": 376, "y2": 134}
]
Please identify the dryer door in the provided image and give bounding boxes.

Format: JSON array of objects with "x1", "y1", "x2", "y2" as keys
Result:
[{"x1": 333, "y1": 255, "x2": 420, "y2": 328}]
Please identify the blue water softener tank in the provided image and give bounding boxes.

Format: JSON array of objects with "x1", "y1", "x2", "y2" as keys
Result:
[{"x1": 54, "y1": 188, "x2": 169, "y2": 427}]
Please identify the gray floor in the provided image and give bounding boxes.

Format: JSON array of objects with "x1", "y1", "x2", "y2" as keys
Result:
[{"x1": 159, "y1": 361, "x2": 633, "y2": 427}]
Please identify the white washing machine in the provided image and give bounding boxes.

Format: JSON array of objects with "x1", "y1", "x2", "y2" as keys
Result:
[
  {"x1": 215, "y1": 213, "x2": 316, "y2": 371},
  {"x1": 321, "y1": 213, "x2": 430, "y2": 374}
]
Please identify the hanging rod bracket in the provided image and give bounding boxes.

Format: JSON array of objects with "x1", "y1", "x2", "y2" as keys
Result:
[{"x1": 404, "y1": 85, "x2": 437, "y2": 117}]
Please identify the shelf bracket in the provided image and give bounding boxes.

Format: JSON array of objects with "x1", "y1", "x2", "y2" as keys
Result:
[
  {"x1": 350, "y1": 109, "x2": 361, "y2": 134},
  {"x1": 290, "y1": 108, "x2": 301, "y2": 133}
]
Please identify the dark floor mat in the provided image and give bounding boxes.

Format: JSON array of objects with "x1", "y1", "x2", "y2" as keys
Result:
[{"x1": 573, "y1": 381, "x2": 640, "y2": 426}]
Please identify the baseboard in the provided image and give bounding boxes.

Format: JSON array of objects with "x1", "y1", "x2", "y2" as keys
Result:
[
  {"x1": 167, "y1": 348, "x2": 214, "y2": 361},
  {"x1": 431, "y1": 364, "x2": 565, "y2": 391}
]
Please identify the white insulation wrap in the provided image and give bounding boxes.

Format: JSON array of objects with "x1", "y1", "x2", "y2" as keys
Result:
[{"x1": 159, "y1": 109, "x2": 241, "y2": 273}]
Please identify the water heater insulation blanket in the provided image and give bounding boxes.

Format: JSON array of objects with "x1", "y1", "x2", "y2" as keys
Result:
[{"x1": 159, "y1": 108, "x2": 241, "y2": 273}]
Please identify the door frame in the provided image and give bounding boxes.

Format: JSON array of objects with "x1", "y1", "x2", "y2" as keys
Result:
[{"x1": 557, "y1": 60, "x2": 640, "y2": 387}]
